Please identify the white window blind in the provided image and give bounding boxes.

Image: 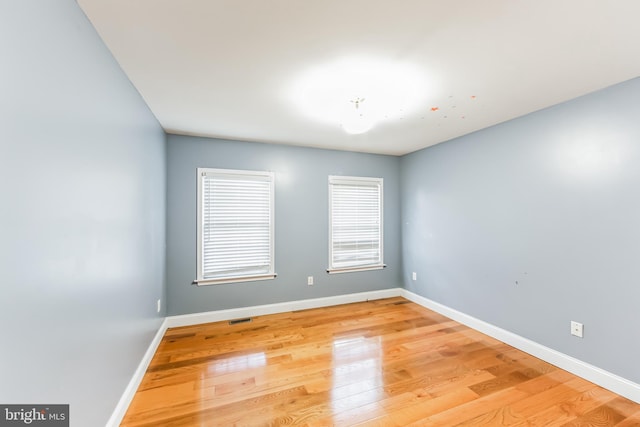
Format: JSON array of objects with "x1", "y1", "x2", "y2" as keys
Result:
[
  {"x1": 196, "y1": 168, "x2": 275, "y2": 285},
  {"x1": 328, "y1": 176, "x2": 384, "y2": 273}
]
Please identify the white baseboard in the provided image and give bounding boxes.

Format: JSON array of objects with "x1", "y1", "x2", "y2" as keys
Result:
[
  {"x1": 109, "y1": 287, "x2": 640, "y2": 426},
  {"x1": 165, "y1": 288, "x2": 402, "y2": 328},
  {"x1": 107, "y1": 289, "x2": 401, "y2": 426},
  {"x1": 401, "y1": 289, "x2": 640, "y2": 404},
  {"x1": 106, "y1": 318, "x2": 168, "y2": 427}
]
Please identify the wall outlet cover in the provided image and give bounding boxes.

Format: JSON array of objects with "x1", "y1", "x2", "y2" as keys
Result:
[{"x1": 571, "y1": 321, "x2": 583, "y2": 338}]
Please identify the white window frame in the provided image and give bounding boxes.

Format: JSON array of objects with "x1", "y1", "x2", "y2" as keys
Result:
[
  {"x1": 195, "y1": 168, "x2": 276, "y2": 286},
  {"x1": 328, "y1": 175, "x2": 384, "y2": 273}
]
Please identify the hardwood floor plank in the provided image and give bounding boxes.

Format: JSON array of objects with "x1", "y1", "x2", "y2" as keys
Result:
[
  {"x1": 509, "y1": 377, "x2": 598, "y2": 419},
  {"x1": 513, "y1": 386, "x2": 619, "y2": 427},
  {"x1": 120, "y1": 298, "x2": 640, "y2": 426},
  {"x1": 454, "y1": 405, "x2": 527, "y2": 426},
  {"x1": 420, "y1": 386, "x2": 530, "y2": 426},
  {"x1": 355, "y1": 387, "x2": 480, "y2": 427}
]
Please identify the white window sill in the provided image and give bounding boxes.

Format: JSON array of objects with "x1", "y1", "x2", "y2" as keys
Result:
[
  {"x1": 193, "y1": 273, "x2": 277, "y2": 286},
  {"x1": 326, "y1": 265, "x2": 386, "y2": 274}
]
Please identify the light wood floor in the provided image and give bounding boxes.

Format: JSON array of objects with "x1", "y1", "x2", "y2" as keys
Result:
[{"x1": 121, "y1": 297, "x2": 640, "y2": 426}]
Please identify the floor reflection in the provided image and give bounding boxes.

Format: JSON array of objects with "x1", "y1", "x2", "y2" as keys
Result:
[
  {"x1": 331, "y1": 336, "x2": 384, "y2": 414},
  {"x1": 208, "y1": 352, "x2": 266, "y2": 376}
]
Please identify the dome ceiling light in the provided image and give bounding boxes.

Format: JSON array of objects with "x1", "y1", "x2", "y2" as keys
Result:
[
  {"x1": 341, "y1": 97, "x2": 374, "y2": 135},
  {"x1": 289, "y1": 58, "x2": 429, "y2": 135}
]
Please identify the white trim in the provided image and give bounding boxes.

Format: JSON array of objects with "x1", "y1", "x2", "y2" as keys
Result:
[
  {"x1": 400, "y1": 289, "x2": 640, "y2": 404},
  {"x1": 108, "y1": 289, "x2": 400, "y2": 425},
  {"x1": 328, "y1": 175, "x2": 383, "y2": 185},
  {"x1": 110, "y1": 287, "x2": 640, "y2": 425},
  {"x1": 196, "y1": 168, "x2": 275, "y2": 284},
  {"x1": 328, "y1": 175, "x2": 384, "y2": 273},
  {"x1": 327, "y1": 265, "x2": 385, "y2": 274},
  {"x1": 106, "y1": 318, "x2": 168, "y2": 427},
  {"x1": 165, "y1": 288, "x2": 401, "y2": 328},
  {"x1": 194, "y1": 273, "x2": 277, "y2": 286}
]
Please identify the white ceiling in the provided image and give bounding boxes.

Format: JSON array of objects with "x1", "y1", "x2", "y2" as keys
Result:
[{"x1": 78, "y1": 0, "x2": 640, "y2": 156}]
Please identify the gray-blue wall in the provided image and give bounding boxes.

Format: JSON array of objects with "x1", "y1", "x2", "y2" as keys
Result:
[
  {"x1": 0, "y1": 2, "x2": 166, "y2": 426},
  {"x1": 3, "y1": 1, "x2": 637, "y2": 421},
  {"x1": 401, "y1": 77, "x2": 640, "y2": 383},
  {"x1": 167, "y1": 135, "x2": 401, "y2": 315}
]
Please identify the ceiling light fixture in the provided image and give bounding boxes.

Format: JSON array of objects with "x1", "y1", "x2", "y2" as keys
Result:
[
  {"x1": 288, "y1": 57, "x2": 429, "y2": 132},
  {"x1": 341, "y1": 97, "x2": 375, "y2": 134}
]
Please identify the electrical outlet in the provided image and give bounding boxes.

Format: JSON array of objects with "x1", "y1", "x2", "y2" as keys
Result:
[
  {"x1": 307, "y1": 276, "x2": 314, "y2": 286},
  {"x1": 157, "y1": 299, "x2": 161, "y2": 313},
  {"x1": 412, "y1": 272, "x2": 417, "y2": 281},
  {"x1": 570, "y1": 321, "x2": 583, "y2": 338}
]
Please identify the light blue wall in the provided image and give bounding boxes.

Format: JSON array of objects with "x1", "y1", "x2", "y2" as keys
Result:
[
  {"x1": 0, "y1": 2, "x2": 166, "y2": 426},
  {"x1": 3, "y1": 0, "x2": 637, "y2": 419},
  {"x1": 166, "y1": 135, "x2": 401, "y2": 315},
  {"x1": 401, "y1": 77, "x2": 640, "y2": 383}
]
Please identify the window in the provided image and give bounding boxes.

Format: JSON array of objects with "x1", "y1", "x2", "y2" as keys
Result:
[
  {"x1": 328, "y1": 175, "x2": 384, "y2": 273},
  {"x1": 196, "y1": 168, "x2": 275, "y2": 285}
]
